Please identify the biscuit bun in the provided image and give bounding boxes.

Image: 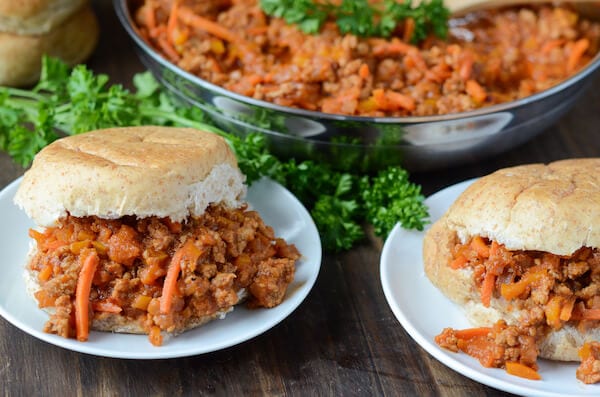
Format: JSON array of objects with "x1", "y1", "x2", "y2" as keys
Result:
[
  {"x1": 0, "y1": 0, "x2": 87, "y2": 35},
  {"x1": 14, "y1": 126, "x2": 247, "y2": 227},
  {"x1": 0, "y1": 3, "x2": 98, "y2": 86},
  {"x1": 423, "y1": 158, "x2": 600, "y2": 361}
]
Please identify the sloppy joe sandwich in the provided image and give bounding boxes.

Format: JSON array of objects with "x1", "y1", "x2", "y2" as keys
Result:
[
  {"x1": 423, "y1": 159, "x2": 600, "y2": 383},
  {"x1": 13, "y1": 126, "x2": 300, "y2": 346}
]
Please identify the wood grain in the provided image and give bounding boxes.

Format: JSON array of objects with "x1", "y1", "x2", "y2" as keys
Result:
[{"x1": 1, "y1": 1, "x2": 599, "y2": 396}]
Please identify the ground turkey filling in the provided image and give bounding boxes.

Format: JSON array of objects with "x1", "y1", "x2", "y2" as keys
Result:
[
  {"x1": 27, "y1": 203, "x2": 300, "y2": 346},
  {"x1": 435, "y1": 236, "x2": 600, "y2": 383},
  {"x1": 135, "y1": 1, "x2": 600, "y2": 117}
]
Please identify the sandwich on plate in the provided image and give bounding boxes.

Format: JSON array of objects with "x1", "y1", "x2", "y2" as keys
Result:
[
  {"x1": 14, "y1": 126, "x2": 300, "y2": 346},
  {"x1": 423, "y1": 159, "x2": 600, "y2": 383}
]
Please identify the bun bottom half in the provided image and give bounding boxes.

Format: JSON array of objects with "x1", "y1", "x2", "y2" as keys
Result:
[{"x1": 423, "y1": 217, "x2": 600, "y2": 362}]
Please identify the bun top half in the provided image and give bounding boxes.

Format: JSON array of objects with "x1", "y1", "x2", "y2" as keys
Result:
[
  {"x1": 14, "y1": 126, "x2": 246, "y2": 226},
  {"x1": 0, "y1": 0, "x2": 87, "y2": 35},
  {"x1": 444, "y1": 158, "x2": 600, "y2": 256}
]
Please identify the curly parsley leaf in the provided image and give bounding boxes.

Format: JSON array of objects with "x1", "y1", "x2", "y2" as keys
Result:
[
  {"x1": 260, "y1": 0, "x2": 329, "y2": 34},
  {"x1": 260, "y1": 0, "x2": 449, "y2": 42},
  {"x1": 361, "y1": 166, "x2": 429, "y2": 236}
]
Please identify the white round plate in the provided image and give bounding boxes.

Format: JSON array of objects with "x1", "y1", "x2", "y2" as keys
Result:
[
  {"x1": 0, "y1": 177, "x2": 322, "y2": 359},
  {"x1": 380, "y1": 179, "x2": 598, "y2": 397}
]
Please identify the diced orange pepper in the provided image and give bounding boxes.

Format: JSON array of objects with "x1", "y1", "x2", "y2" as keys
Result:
[
  {"x1": 470, "y1": 236, "x2": 490, "y2": 258},
  {"x1": 505, "y1": 362, "x2": 541, "y2": 380},
  {"x1": 500, "y1": 269, "x2": 548, "y2": 300},
  {"x1": 37, "y1": 266, "x2": 53, "y2": 282},
  {"x1": 545, "y1": 295, "x2": 563, "y2": 329}
]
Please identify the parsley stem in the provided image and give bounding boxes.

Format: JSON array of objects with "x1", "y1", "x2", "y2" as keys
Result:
[
  {"x1": 138, "y1": 106, "x2": 228, "y2": 136},
  {"x1": 2, "y1": 87, "x2": 45, "y2": 101}
]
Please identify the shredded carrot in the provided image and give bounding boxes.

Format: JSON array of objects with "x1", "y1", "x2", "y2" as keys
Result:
[
  {"x1": 43, "y1": 239, "x2": 68, "y2": 252},
  {"x1": 450, "y1": 254, "x2": 468, "y2": 269},
  {"x1": 572, "y1": 308, "x2": 600, "y2": 320},
  {"x1": 385, "y1": 90, "x2": 416, "y2": 111},
  {"x1": 470, "y1": 236, "x2": 490, "y2": 258},
  {"x1": 372, "y1": 38, "x2": 414, "y2": 56},
  {"x1": 160, "y1": 239, "x2": 202, "y2": 314},
  {"x1": 160, "y1": 247, "x2": 184, "y2": 314},
  {"x1": 480, "y1": 270, "x2": 496, "y2": 307},
  {"x1": 505, "y1": 361, "x2": 542, "y2": 380},
  {"x1": 559, "y1": 297, "x2": 576, "y2": 321},
  {"x1": 466, "y1": 80, "x2": 487, "y2": 104},
  {"x1": 545, "y1": 295, "x2": 563, "y2": 329},
  {"x1": 247, "y1": 26, "x2": 268, "y2": 35},
  {"x1": 92, "y1": 301, "x2": 123, "y2": 313},
  {"x1": 166, "y1": 0, "x2": 181, "y2": 44},
  {"x1": 489, "y1": 241, "x2": 501, "y2": 257},
  {"x1": 460, "y1": 53, "x2": 474, "y2": 81},
  {"x1": 164, "y1": 218, "x2": 182, "y2": 234},
  {"x1": 403, "y1": 18, "x2": 415, "y2": 43},
  {"x1": 178, "y1": 6, "x2": 251, "y2": 48},
  {"x1": 359, "y1": 63, "x2": 370, "y2": 79},
  {"x1": 567, "y1": 38, "x2": 590, "y2": 73},
  {"x1": 403, "y1": 48, "x2": 427, "y2": 70},
  {"x1": 454, "y1": 327, "x2": 492, "y2": 340},
  {"x1": 145, "y1": 0, "x2": 157, "y2": 33},
  {"x1": 150, "y1": 25, "x2": 166, "y2": 39},
  {"x1": 541, "y1": 39, "x2": 565, "y2": 54},
  {"x1": 157, "y1": 36, "x2": 181, "y2": 62},
  {"x1": 29, "y1": 228, "x2": 49, "y2": 245},
  {"x1": 75, "y1": 250, "x2": 99, "y2": 342},
  {"x1": 247, "y1": 74, "x2": 263, "y2": 86}
]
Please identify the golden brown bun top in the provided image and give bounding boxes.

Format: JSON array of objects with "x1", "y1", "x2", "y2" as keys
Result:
[
  {"x1": 0, "y1": 0, "x2": 87, "y2": 34},
  {"x1": 445, "y1": 158, "x2": 600, "y2": 255},
  {"x1": 14, "y1": 126, "x2": 246, "y2": 226}
]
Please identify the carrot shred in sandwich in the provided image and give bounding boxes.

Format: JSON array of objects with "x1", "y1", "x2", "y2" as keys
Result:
[
  {"x1": 505, "y1": 361, "x2": 542, "y2": 380},
  {"x1": 570, "y1": 305, "x2": 600, "y2": 321},
  {"x1": 92, "y1": 301, "x2": 123, "y2": 314},
  {"x1": 479, "y1": 270, "x2": 496, "y2": 308},
  {"x1": 449, "y1": 254, "x2": 468, "y2": 269},
  {"x1": 75, "y1": 250, "x2": 99, "y2": 342},
  {"x1": 470, "y1": 236, "x2": 490, "y2": 258},
  {"x1": 166, "y1": 0, "x2": 180, "y2": 43},
  {"x1": 453, "y1": 327, "x2": 491, "y2": 340},
  {"x1": 160, "y1": 238, "x2": 203, "y2": 314}
]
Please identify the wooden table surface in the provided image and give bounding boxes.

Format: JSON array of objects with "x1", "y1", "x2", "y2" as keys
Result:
[{"x1": 2, "y1": 2, "x2": 600, "y2": 396}]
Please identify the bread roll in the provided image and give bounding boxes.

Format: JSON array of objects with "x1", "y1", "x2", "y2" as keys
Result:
[
  {"x1": 14, "y1": 126, "x2": 246, "y2": 226},
  {"x1": 0, "y1": 0, "x2": 87, "y2": 35},
  {"x1": 444, "y1": 158, "x2": 600, "y2": 256},
  {"x1": 0, "y1": 4, "x2": 99, "y2": 86}
]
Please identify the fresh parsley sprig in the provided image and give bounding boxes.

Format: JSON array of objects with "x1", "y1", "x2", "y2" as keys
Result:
[
  {"x1": 260, "y1": 0, "x2": 449, "y2": 42},
  {"x1": 0, "y1": 57, "x2": 428, "y2": 252}
]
